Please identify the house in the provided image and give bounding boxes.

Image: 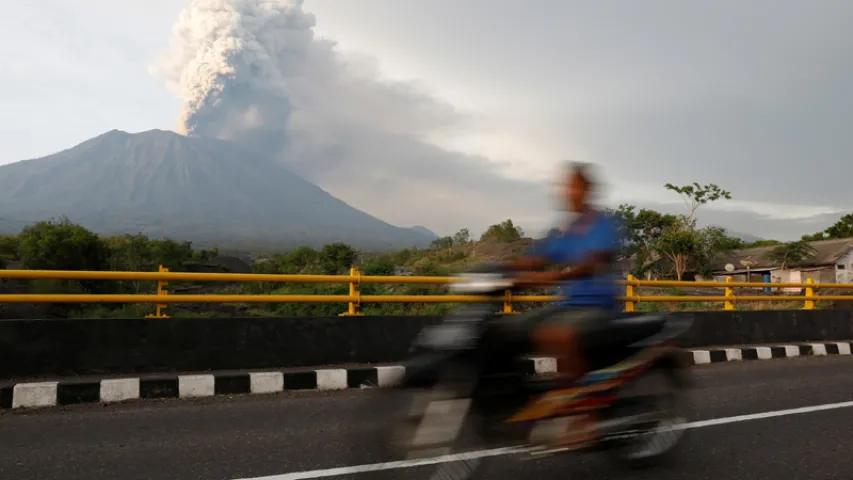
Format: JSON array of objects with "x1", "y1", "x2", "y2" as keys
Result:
[{"x1": 710, "y1": 237, "x2": 853, "y2": 289}]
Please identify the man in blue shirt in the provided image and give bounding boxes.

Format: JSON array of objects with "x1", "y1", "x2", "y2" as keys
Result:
[{"x1": 508, "y1": 161, "x2": 621, "y2": 449}]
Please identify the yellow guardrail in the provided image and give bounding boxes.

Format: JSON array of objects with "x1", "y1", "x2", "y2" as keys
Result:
[{"x1": 1, "y1": 267, "x2": 852, "y2": 317}]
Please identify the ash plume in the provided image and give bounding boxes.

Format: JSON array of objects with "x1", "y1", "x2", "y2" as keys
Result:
[{"x1": 151, "y1": 0, "x2": 546, "y2": 235}]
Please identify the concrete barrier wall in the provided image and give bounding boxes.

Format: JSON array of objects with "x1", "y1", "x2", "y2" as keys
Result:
[{"x1": 1, "y1": 310, "x2": 852, "y2": 380}]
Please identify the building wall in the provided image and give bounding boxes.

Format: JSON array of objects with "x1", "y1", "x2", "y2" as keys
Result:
[
  {"x1": 835, "y1": 249, "x2": 853, "y2": 283},
  {"x1": 713, "y1": 249, "x2": 853, "y2": 287},
  {"x1": 799, "y1": 267, "x2": 836, "y2": 284}
]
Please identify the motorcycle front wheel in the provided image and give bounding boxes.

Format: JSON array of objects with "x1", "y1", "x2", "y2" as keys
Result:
[{"x1": 377, "y1": 384, "x2": 496, "y2": 480}]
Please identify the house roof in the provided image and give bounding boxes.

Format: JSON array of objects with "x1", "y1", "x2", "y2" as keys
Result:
[
  {"x1": 711, "y1": 237, "x2": 853, "y2": 272},
  {"x1": 204, "y1": 255, "x2": 252, "y2": 274}
]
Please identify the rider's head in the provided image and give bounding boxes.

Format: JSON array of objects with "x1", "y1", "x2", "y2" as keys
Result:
[{"x1": 562, "y1": 161, "x2": 595, "y2": 213}]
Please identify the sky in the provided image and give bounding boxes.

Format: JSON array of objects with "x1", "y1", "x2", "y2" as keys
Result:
[{"x1": 1, "y1": 0, "x2": 851, "y2": 240}]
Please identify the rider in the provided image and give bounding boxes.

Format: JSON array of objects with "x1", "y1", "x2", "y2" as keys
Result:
[{"x1": 509, "y1": 161, "x2": 621, "y2": 449}]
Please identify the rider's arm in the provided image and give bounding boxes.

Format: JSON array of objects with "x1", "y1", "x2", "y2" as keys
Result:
[
  {"x1": 506, "y1": 234, "x2": 555, "y2": 271},
  {"x1": 516, "y1": 216, "x2": 619, "y2": 286}
]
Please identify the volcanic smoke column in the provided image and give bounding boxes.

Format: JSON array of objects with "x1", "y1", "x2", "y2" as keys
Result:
[{"x1": 150, "y1": 0, "x2": 319, "y2": 139}]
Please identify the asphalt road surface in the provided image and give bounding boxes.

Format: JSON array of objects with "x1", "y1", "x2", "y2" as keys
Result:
[{"x1": 3, "y1": 356, "x2": 853, "y2": 480}]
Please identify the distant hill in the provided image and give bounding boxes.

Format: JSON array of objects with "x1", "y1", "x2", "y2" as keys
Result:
[
  {"x1": 0, "y1": 129, "x2": 436, "y2": 250},
  {"x1": 729, "y1": 230, "x2": 763, "y2": 243},
  {"x1": 408, "y1": 225, "x2": 437, "y2": 238}
]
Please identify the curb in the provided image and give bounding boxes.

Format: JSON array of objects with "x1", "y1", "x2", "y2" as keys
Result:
[{"x1": 2, "y1": 341, "x2": 851, "y2": 411}]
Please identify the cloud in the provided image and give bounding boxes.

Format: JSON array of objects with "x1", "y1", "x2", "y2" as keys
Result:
[
  {"x1": 151, "y1": 0, "x2": 849, "y2": 240},
  {"x1": 150, "y1": 0, "x2": 551, "y2": 236}
]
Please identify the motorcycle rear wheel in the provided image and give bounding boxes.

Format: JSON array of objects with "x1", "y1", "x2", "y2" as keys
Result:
[{"x1": 605, "y1": 368, "x2": 691, "y2": 469}]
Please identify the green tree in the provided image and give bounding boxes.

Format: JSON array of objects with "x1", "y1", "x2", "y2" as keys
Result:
[
  {"x1": 149, "y1": 238, "x2": 194, "y2": 270},
  {"x1": 652, "y1": 217, "x2": 699, "y2": 281},
  {"x1": 763, "y1": 240, "x2": 818, "y2": 270},
  {"x1": 284, "y1": 246, "x2": 319, "y2": 273},
  {"x1": 0, "y1": 235, "x2": 18, "y2": 259},
  {"x1": 610, "y1": 204, "x2": 678, "y2": 276},
  {"x1": 362, "y1": 256, "x2": 395, "y2": 276},
  {"x1": 692, "y1": 225, "x2": 744, "y2": 277},
  {"x1": 106, "y1": 233, "x2": 154, "y2": 293},
  {"x1": 746, "y1": 239, "x2": 782, "y2": 248},
  {"x1": 430, "y1": 236, "x2": 454, "y2": 249},
  {"x1": 319, "y1": 242, "x2": 357, "y2": 275},
  {"x1": 16, "y1": 218, "x2": 112, "y2": 299},
  {"x1": 664, "y1": 183, "x2": 732, "y2": 222},
  {"x1": 825, "y1": 214, "x2": 853, "y2": 239},
  {"x1": 107, "y1": 234, "x2": 153, "y2": 271},
  {"x1": 804, "y1": 213, "x2": 853, "y2": 241},
  {"x1": 480, "y1": 219, "x2": 524, "y2": 243},
  {"x1": 652, "y1": 182, "x2": 733, "y2": 280},
  {"x1": 392, "y1": 248, "x2": 415, "y2": 266},
  {"x1": 17, "y1": 218, "x2": 109, "y2": 271},
  {"x1": 452, "y1": 228, "x2": 471, "y2": 245}
]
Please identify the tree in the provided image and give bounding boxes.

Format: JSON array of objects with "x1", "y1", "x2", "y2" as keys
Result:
[
  {"x1": 746, "y1": 239, "x2": 782, "y2": 248},
  {"x1": 825, "y1": 214, "x2": 853, "y2": 239},
  {"x1": 664, "y1": 183, "x2": 732, "y2": 222},
  {"x1": 0, "y1": 235, "x2": 18, "y2": 259},
  {"x1": 652, "y1": 217, "x2": 699, "y2": 281},
  {"x1": 319, "y1": 242, "x2": 357, "y2": 275},
  {"x1": 429, "y1": 236, "x2": 454, "y2": 250},
  {"x1": 651, "y1": 182, "x2": 734, "y2": 280},
  {"x1": 106, "y1": 233, "x2": 154, "y2": 293},
  {"x1": 452, "y1": 228, "x2": 471, "y2": 245},
  {"x1": 701, "y1": 226, "x2": 745, "y2": 252},
  {"x1": 804, "y1": 213, "x2": 853, "y2": 241},
  {"x1": 16, "y1": 218, "x2": 112, "y2": 298},
  {"x1": 609, "y1": 204, "x2": 678, "y2": 276},
  {"x1": 763, "y1": 240, "x2": 818, "y2": 270},
  {"x1": 17, "y1": 217, "x2": 109, "y2": 272},
  {"x1": 692, "y1": 225, "x2": 744, "y2": 277},
  {"x1": 284, "y1": 246, "x2": 319, "y2": 273},
  {"x1": 149, "y1": 238, "x2": 194, "y2": 270},
  {"x1": 107, "y1": 234, "x2": 153, "y2": 271},
  {"x1": 480, "y1": 219, "x2": 524, "y2": 243},
  {"x1": 0, "y1": 235, "x2": 18, "y2": 269},
  {"x1": 362, "y1": 257, "x2": 395, "y2": 276}
]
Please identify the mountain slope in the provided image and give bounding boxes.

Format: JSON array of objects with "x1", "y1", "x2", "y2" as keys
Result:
[{"x1": 0, "y1": 130, "x2": 436, "y2": 250}]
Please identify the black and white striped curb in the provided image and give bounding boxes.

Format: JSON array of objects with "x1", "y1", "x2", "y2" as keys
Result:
[
  {"x1": 2, "y1": 342, "x2": 850, "y2": 410},
  {"x1": 691, "y1": 341, "x2": 853, "y2": 365}
]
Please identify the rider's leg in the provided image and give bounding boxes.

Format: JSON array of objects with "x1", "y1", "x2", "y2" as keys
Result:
[
  {"x1": 532, "y1": 308, "x2": 605, "y2": 448},
  {"x1": 531, "y1": 307, "x2": 598, "y2": 386}
]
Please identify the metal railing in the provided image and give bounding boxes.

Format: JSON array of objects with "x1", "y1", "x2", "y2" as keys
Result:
[{"x1": 1, "y1": 267, "x2": 852, "y2": 317}]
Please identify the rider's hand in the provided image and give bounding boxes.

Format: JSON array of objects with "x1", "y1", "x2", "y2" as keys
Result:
[{"x1": 514, "y1": 271, "x2": 560, "y2": 288}]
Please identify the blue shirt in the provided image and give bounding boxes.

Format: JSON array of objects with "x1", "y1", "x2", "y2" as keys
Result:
[{"x1": 527, "y1": 211, "x2": 621, "y2": 310}]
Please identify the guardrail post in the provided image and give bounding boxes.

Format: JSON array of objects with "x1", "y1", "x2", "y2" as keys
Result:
[
  {"x1": 145, "y1": 265, "x2": 170, "y2": 319},
  {"x1": 339, "y1": 267, "x2": 364, "y2": 316},
  {"x1": 502, "y1": 289, "x2": 517, "y2": 314},
  {"x1": 724, "y1": 276, "x2": 735, "y2": 311},
  {"x1": 803, "y1": 277, "x2": 815, "y2": 310},
  {"x1": 624, "y1": 275, "x2": 636, "y2": 312}
]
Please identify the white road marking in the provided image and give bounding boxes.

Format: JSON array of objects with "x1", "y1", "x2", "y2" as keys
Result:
[{"x1": 231, "y1": 399, "x2": 853, "y2": 480}]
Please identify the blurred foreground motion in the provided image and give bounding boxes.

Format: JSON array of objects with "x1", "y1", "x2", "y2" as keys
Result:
[{"x1": 369, "y1": 164, "x2": 696, "y2": 477}]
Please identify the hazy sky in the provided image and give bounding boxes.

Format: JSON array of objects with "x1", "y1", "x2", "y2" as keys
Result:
[{"x1": 2, "y1": 0, "x2": 851, "y2": 239}]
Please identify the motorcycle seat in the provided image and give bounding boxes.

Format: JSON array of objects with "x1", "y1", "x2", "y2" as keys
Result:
[
  {"x1": 583, "y1": 314, "x2": 668, "y2": 372},
  {"x1": 605, "y1": 313, "x2": 667, "y2": 346}
]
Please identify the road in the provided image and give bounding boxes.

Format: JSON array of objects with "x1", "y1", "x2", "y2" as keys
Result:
[{"x1": 2, "y1": 356, "x2": 853, "y2": 480}]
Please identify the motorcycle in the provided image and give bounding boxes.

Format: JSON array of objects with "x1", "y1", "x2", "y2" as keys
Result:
[{"x1": 380, "y1": 263, "x2": 694, "y2": 477}]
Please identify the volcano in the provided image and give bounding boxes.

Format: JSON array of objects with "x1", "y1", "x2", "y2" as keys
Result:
[{"x1": 0, "y1": 129, "x2": 436, "y2": 250}]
